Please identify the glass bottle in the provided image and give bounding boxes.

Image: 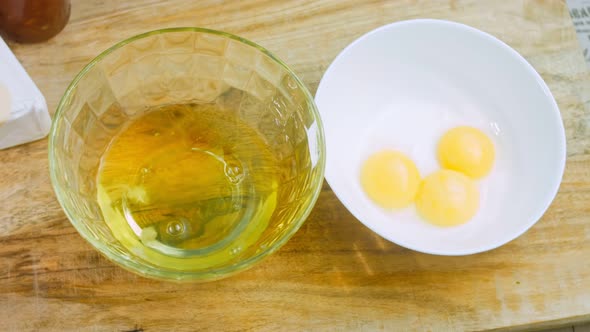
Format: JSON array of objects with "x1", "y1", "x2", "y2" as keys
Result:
[{"x1": 0, "y1": 0, "x2": 71, "y2": 43}]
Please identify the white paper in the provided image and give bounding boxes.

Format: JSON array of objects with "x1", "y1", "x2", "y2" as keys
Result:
[
  {"x1": 568, "y1": 0, "x2": 590, "y2": 66},
  {"x1": 0, "y1": 36, "x2": 51, "y2": 149}
]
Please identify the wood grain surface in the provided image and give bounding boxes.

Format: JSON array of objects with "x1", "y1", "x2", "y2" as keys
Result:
[{"x1": 1, "y1": 0, "x2": 590, "y2": 331}]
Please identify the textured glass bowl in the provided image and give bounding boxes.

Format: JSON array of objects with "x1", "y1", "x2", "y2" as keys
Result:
[{"x1": 48, "y1": 28, "x2": 325, "y2": 281}]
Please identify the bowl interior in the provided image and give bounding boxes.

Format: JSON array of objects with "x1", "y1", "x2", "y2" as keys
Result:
[
  {"x1": 315, "y1": 19, "x2": 565, "y2": 255},
  {"x1": 49, "y1": 28, "x2": 325, "y2": 280}
]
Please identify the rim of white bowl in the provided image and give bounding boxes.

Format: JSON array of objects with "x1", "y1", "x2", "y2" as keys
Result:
[{"x1": 316, "y1": 19, "x2": 567, "y2": 256}]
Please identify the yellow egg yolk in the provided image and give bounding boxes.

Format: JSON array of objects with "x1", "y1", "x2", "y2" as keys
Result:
[
  {"x1": 437, "y1": 126, "x2": 495, "y2": 179},
  {"x1": 360, "y1": 151, "x2": 421, "y2": 209},
  {"x1": 415, "y1": 170, "x2": 479, "y2": 226}
]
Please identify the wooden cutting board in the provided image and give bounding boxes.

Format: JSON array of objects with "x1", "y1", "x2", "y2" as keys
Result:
[{"x1": 1, "y1": 1, "x2": 589, "y2": 331}]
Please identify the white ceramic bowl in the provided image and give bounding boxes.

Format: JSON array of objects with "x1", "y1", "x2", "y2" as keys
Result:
[{"x1": 315, "y1": 19, "x2": 566, "y2": 255}]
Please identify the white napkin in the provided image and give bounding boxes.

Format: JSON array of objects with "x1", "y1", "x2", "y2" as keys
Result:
[{"x1": 0, "y1": 36, "x2": 51, "y2": 149}]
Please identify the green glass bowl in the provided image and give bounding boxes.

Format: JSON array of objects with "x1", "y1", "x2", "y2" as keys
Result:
[{"x1": 48, "y1": 28, "x2": 326, "y2": 281}]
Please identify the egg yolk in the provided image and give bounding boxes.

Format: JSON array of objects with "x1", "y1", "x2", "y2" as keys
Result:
[
  {"x1": 437, "y1": 126, "x2": 495, "y2": 179},
  {"x1": 360, "y1": 151, "x2": 421, "y2": 209},
  {"x1": 415, "y1": 170, "x2": 479, "y2": 226}
]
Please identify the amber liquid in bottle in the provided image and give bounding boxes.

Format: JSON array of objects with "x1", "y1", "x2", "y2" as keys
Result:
[{"x1": 0, "y1": 0, "x2": 71, "y2": 43}]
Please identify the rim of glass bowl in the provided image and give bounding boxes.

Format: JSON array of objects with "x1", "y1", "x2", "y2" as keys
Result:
[{"x1": 48, "y1": 27, "x2": 326, "y2": 281}]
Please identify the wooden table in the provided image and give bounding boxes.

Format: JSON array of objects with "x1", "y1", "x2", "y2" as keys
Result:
[{"x1": 1, "y1": 1, "x2": 589, "y2": 331}]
